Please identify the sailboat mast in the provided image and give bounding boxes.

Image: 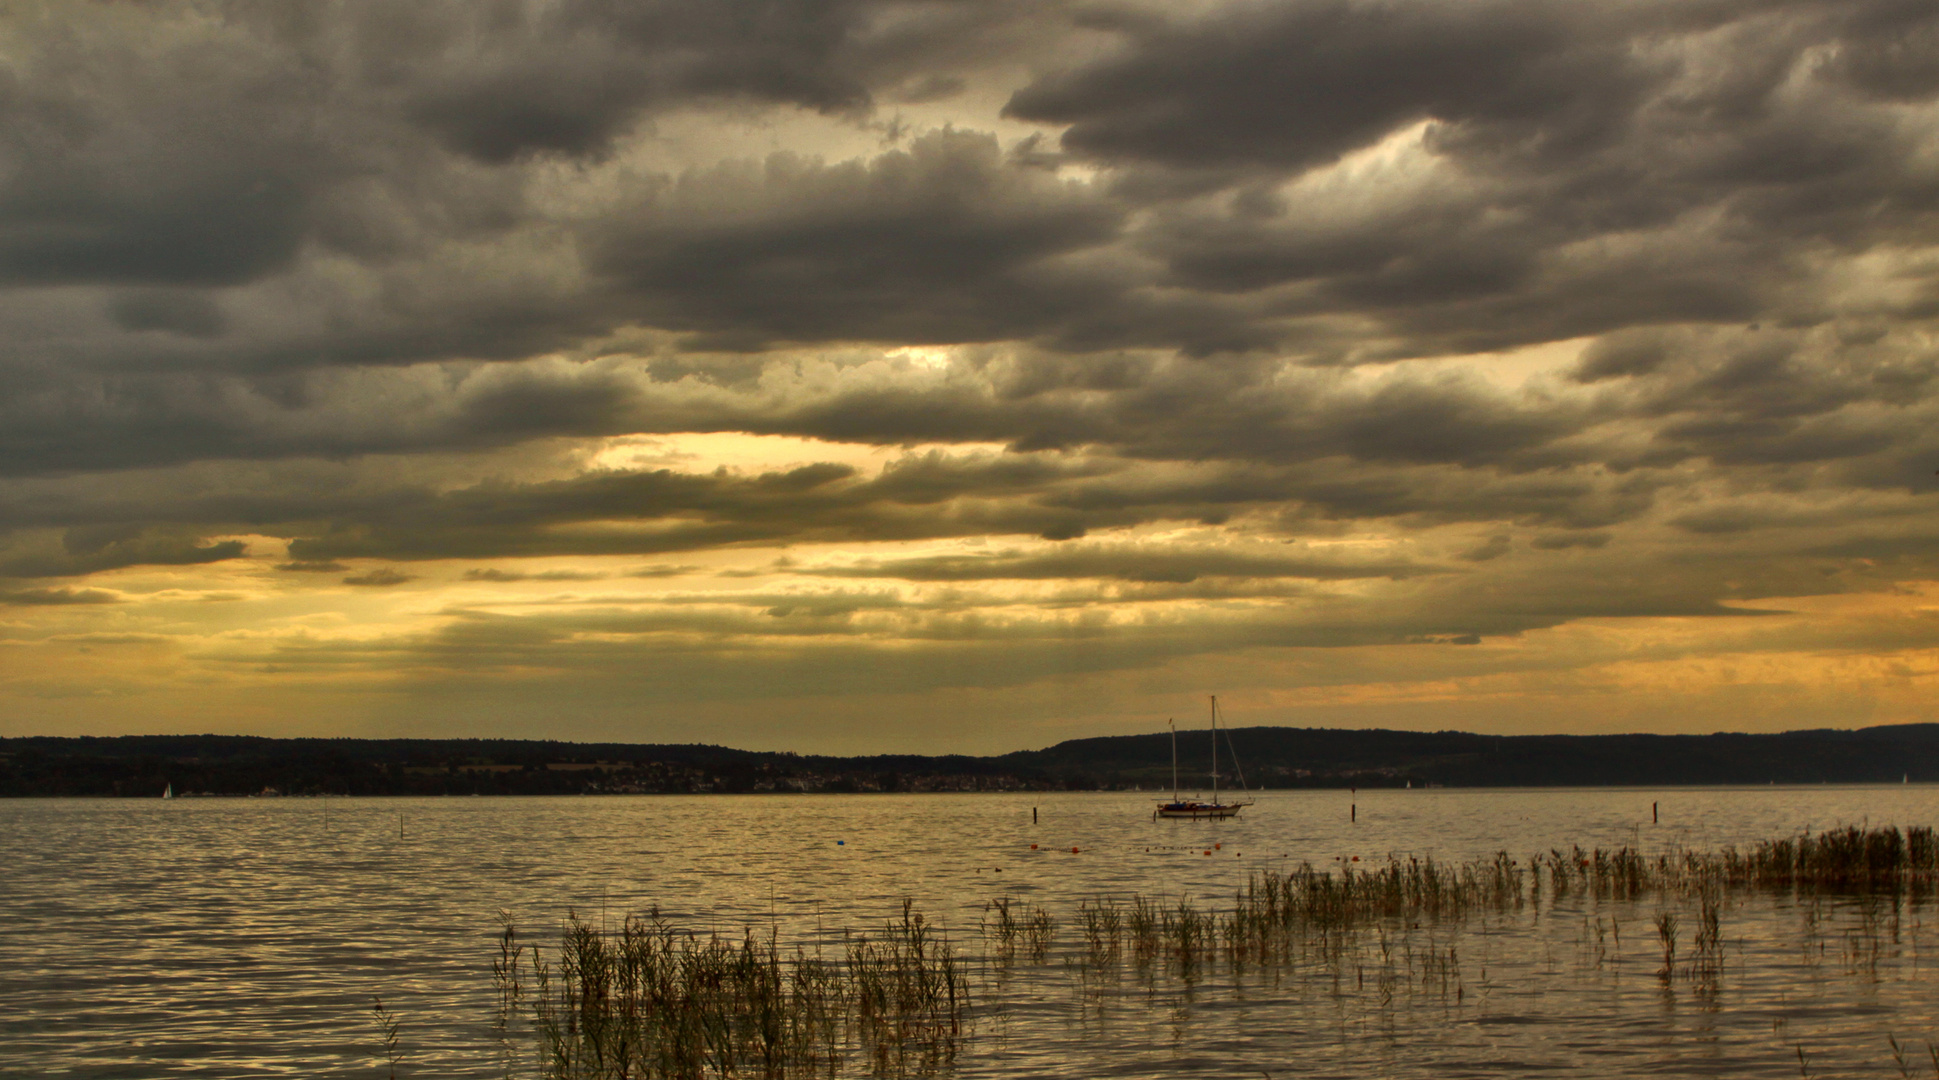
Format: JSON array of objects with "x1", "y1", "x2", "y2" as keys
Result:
[
  {"x1": 1210, "y1": 695, "x2": 1219, "y2": 806},
  {"x1": 1169, "y1": 719, "x2": 1179, "y2": 802}
]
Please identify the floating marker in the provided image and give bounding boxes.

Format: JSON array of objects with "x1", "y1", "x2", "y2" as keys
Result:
[
  {"x1": 1070, "y1": 847, "x2": 1080, "y2": 854},
  {"x1": 1204, "y1": 850, "x2": 1212, "y2": 856},
  {"x1": 837, "y1": 840, "x2": 845, "y2": 846},
  {"x1": 1030, "y1": 843, "x2": 1038, "y2": 850},
  {"x1": 1214, "y1": 842, "x2": 1221, "y2": 850}
]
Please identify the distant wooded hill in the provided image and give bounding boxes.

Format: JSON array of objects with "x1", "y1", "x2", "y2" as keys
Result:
[{"x1": 2, "y1": 723, "x2": 1935, "y2": 797}]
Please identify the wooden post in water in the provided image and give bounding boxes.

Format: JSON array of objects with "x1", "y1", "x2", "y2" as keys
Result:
[{"x1": 1652, "y1": 802, "x2": 1658, "y2": 824}]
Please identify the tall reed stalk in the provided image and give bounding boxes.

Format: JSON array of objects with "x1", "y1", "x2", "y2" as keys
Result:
[{"x1": 497, "y1": 903, "x2": 968, "y2": 1080}]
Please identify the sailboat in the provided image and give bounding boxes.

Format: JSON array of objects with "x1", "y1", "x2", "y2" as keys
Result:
[
  {"x1": 162, "y1": 783, "x2": 173, "y2": 799},
  {"x1": 1155, "y1": 695, "x2": 1254, "y2": 820}
]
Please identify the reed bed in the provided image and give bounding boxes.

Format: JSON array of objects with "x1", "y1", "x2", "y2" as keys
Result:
[
  {"x1": 486, "y1": 826, "x2": 1934, "y2": 1077},
  {"x1": 498, "y1": 901, "x2": 967, "y2": 1080},
  {"x1": 992, "y1": 826, "x2": 1939, "y2": 985}
]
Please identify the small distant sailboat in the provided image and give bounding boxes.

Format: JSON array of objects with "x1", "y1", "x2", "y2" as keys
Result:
[
  {"x1": 162, "y1": 783, "x2": 173, "y2": 799},
  {"x1": 1155, "y1": 695, "x2": 1254, "y2": 820}
]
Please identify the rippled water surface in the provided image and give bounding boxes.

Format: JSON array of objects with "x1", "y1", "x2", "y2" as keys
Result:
[{"x1": 5, "y1": 786, "x2": 1938, "y2": 1078}]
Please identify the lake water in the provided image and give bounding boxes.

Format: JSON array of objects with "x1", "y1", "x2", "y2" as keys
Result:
[{"x1": 4, "y1": 786, "x2": 1937, "y2": 1078}]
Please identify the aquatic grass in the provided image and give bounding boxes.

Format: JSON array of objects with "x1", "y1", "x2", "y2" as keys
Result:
[
  {"x1": 974, "y1": 825, "x2": 1939, "y2": 998},
  {"x1": 849, "y1": 901, "x2": 967, "y2": 1074},
  {"x1": 500, "y1": 902, "x2": 967, "y2": 1080},
  {"x1": 482, "y1": 825, "x2": 1936, "y2": 1078},
  {"x1": 1653, "y1": 910, "x2": 1679, "y2": 981},
  {"x1": 981, "y1": 897, "x2": 1052, "y2": 963},
  {"x1": 1076, "y1": 898, "x2": 1123, "y2": 963},
  {"x1": 370, "y1": 996, "x2": 403, "y2": 1080}
]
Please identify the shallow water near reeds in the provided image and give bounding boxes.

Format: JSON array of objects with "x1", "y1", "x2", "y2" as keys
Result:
[{"x1": 5, "y1": 786, "x2": 1939, "y2": 1078}]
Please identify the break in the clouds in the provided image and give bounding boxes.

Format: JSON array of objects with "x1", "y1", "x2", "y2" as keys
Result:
[{"x1": 1, "y1": 0, "x2": 1937, "y2": 751}]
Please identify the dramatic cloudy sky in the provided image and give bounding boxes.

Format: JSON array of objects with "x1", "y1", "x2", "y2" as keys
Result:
[{"x1": 3, "y1": 0, "x2": 1938, "y2": 751}]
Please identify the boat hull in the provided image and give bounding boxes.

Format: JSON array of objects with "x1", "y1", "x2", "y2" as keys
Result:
[{"x1": 1155, "y1": 802, "x2": 1246, "y2": 819}]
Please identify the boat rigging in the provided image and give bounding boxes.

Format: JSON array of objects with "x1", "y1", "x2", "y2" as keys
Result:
[{"x1": 1155, "y1": 695, "x2": 1254, "y2": 820}]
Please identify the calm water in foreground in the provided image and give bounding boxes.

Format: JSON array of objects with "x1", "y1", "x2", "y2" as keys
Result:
[{"x1": 4, "y1": 786, "x2": 1938, "y2": 1078}]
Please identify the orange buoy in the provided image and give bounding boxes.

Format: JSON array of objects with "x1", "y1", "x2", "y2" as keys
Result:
[
  {"x1": 1030, "y1": 843, "x2": 1038, "y2": 849},
  {"x1": 1204, "y1": 850, "x2": 1212, "y2": 856},
  {"x1": 1071, "y1": 847, "x2": 1080, "y2": 854}
]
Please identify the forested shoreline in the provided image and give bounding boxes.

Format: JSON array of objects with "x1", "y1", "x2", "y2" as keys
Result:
[{"x1": 4, "y1": 723, "x2": 1935, "y2": 797}]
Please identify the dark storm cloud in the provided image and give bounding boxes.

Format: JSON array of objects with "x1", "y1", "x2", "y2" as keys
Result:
[
  {"x1": 0, "y1": 529, "x2": 245, "y2": 580},
  {"x1": 587, "y1": 130, "x2": 1125, "y2": 347},
  {"x1": 463, "y1": 567, "x2": 610, "y2": 583},
  {"x1": 1530, "y1": 532, "x2": 1612, "y2": 551},
  {"x1": 0, "y1": 0, "x2": 1113, "y2": 395},
  {"x1": 0, "y1": 430, "x2": 1684, "y2": 576},
  {"x1": 718, "y1": 352, "x2": 1592, "y2": 470},
  {"x1": 106, "y1": 290, "x2": 228, "y2": 339},
  {"x1": 796, "y1": 544, "x2": 1425, "y2": 583},
  {"x1": 397, "y1": 0, "x2": 875, "y2": 163},
  {"x1": 0, "y1": 0, "x2": 1038, "y2": 289},
  {"x1": 0, "y1": 359, "x2": 652, "y2": 478},
  {"x1": 0, "y1": 586, "x2": 121, "y2": 605},
  {"x1": 395, "y1": 0, "x2": 1062, "y2": 163},
  {"x1": 994, "y1": 0, "x2": 1939, "y2": 356},
  {"x1": 0, "y1": 0, "x2": 1935, "y2": 475},
  {"x1": 1005, "y1": 0, "x2": 1641, "y2": 172},
  {"x1": 342, "y1": 567, "x2": 415, "y2": 587},
  {"x1": 1559, "y1": 326, "x2": 1939, "y2": 476},
  {"x1": 1007, "y1": 0, "x2": 1939, "y2": 202},
  {"x1": 271, "y1": 459, "x2": 1129, "y2": 563},
  {"x1": 2, "y1": 0, "x2": 1936, "y2": 388},
  {"x1": 0, "y1": 0, "x2": 1933, "y2": 662}
]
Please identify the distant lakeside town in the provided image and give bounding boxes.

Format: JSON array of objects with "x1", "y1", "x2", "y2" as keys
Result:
[{"x1": 3, "y1": 723, "x2": 1935, "y2": 797}]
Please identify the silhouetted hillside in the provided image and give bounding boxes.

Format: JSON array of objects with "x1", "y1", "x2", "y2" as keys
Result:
[{"x1": 2, "y1": 723, "x2": 1935, "y2": 797}]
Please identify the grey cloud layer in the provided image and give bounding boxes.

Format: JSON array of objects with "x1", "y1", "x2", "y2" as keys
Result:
[
  {"x1": 1, "y1": 0, "x2": 1937, "y2": 702},
  {"x1": 4, "y1": 0, "x2": 1935, "y2": 399}
]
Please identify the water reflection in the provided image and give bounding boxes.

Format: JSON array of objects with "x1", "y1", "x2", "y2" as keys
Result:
[{"x1": 1, "y1": 787, "x2": 1936, "y2": 1078}]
